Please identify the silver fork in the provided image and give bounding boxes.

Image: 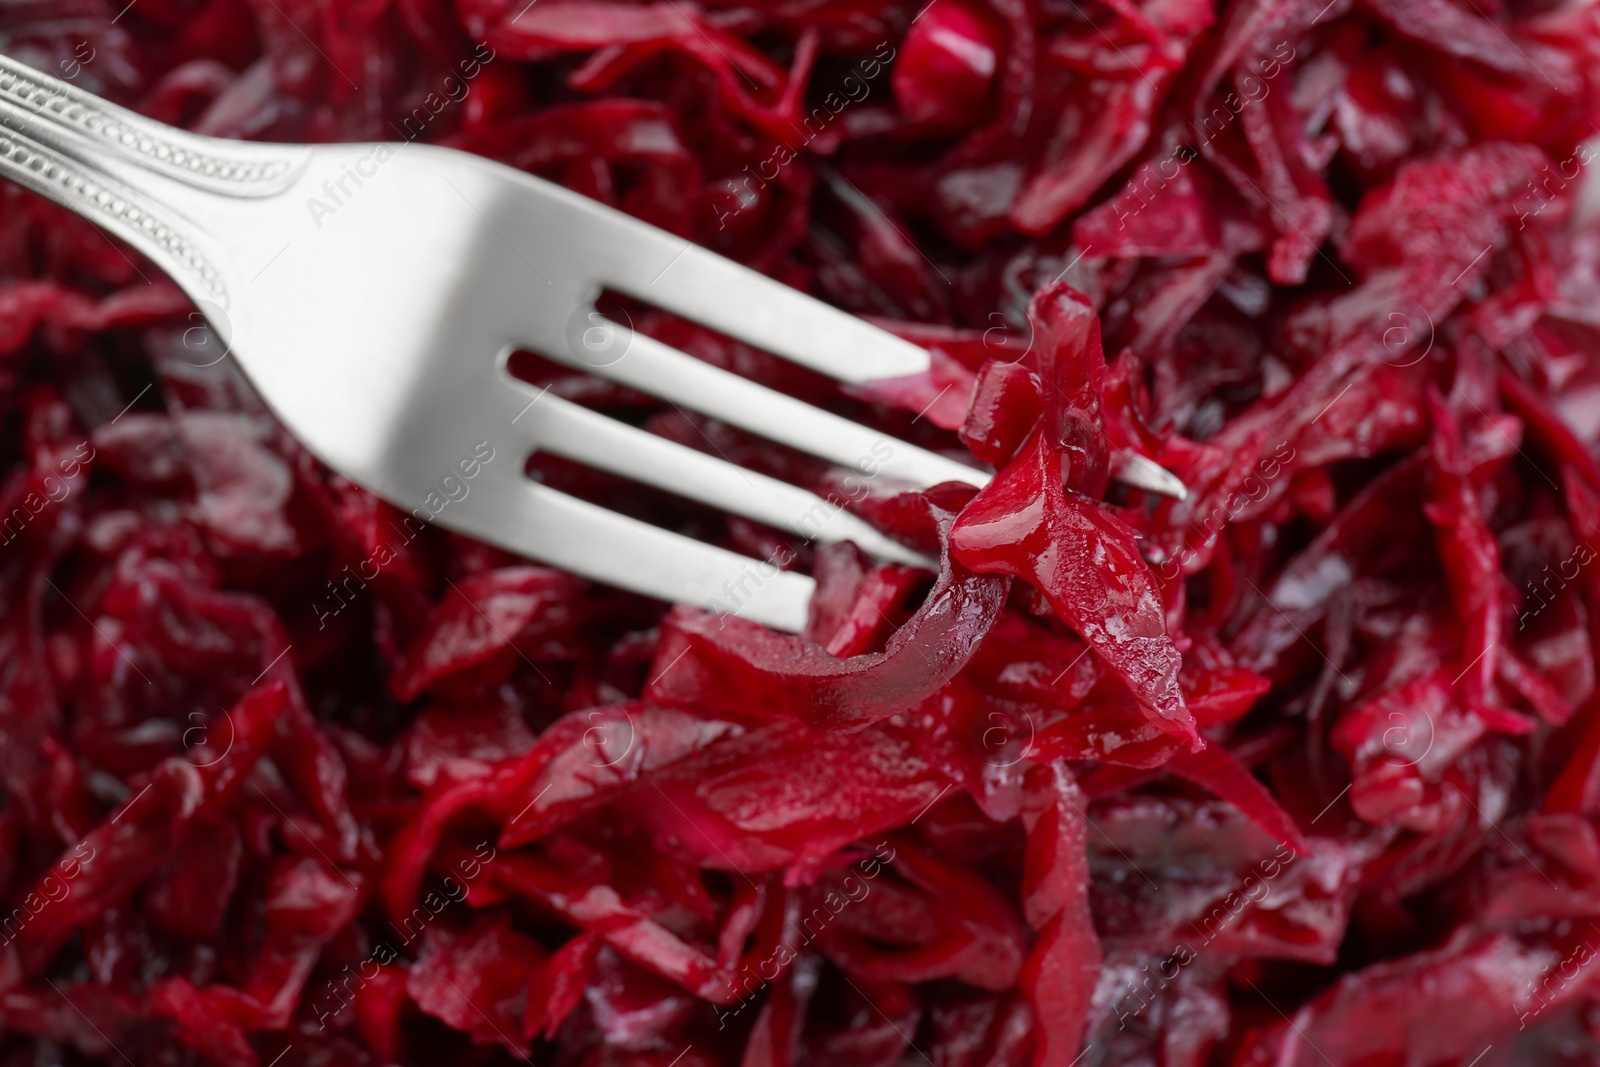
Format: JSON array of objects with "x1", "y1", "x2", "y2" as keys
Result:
[{"x1": 0, "y1": 54, "x2": 1184, "y2": 632}]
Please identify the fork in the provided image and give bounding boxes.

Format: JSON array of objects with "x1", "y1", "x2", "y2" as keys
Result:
[{"x1": 0, "y1": 54, "x2": 1184, "y2": 632}]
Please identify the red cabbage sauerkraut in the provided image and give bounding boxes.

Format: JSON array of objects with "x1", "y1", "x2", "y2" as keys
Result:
[{"x1": 1, "y1": 0, "x2": 1600, "y2": 1064}]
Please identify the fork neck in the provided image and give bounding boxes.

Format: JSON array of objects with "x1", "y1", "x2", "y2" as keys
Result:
[{"x1": 0, "y1": 53, "x2": 308, "y2": 312}]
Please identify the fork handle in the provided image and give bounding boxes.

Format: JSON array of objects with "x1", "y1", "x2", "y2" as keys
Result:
[{"x1": 0, "y1": 54, "x2": 304, "y2": 306}]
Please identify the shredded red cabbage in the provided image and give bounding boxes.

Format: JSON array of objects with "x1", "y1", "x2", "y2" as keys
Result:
[{"x1": 3, "y1": 0, "x2": 1600, "y2": 1063}]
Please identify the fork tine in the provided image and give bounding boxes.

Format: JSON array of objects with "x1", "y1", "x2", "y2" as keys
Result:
[
  {"x1": 449, "y1": 474, "x2": 818, "y2": 632},
  {"x1": 540, "y1": 329, "x2": 991, "y2": 490},
  {"x1": 564, "y1": 199, "x2": 1194, "y2": 499},
  {"x1": 602, "y1": 233, "x2": 933, "y2": 387},
  {"x1": 518, "y1": 390, "x2": 936, "y2": 569},
  {"x1": 1112, "y1": 451, "x2": 1190, "y2": 500}
]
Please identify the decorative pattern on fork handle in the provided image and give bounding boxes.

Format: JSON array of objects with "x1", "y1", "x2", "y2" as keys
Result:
[
  {"x1": 0, "y1": 57, "x2": 302, "y2": 196},
  {"x1": 0, "y1": 53, "x2": 308, "y2": 307},
  {"x1": 0, "y1": 127, "x2": 229, "y2": 300}
]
